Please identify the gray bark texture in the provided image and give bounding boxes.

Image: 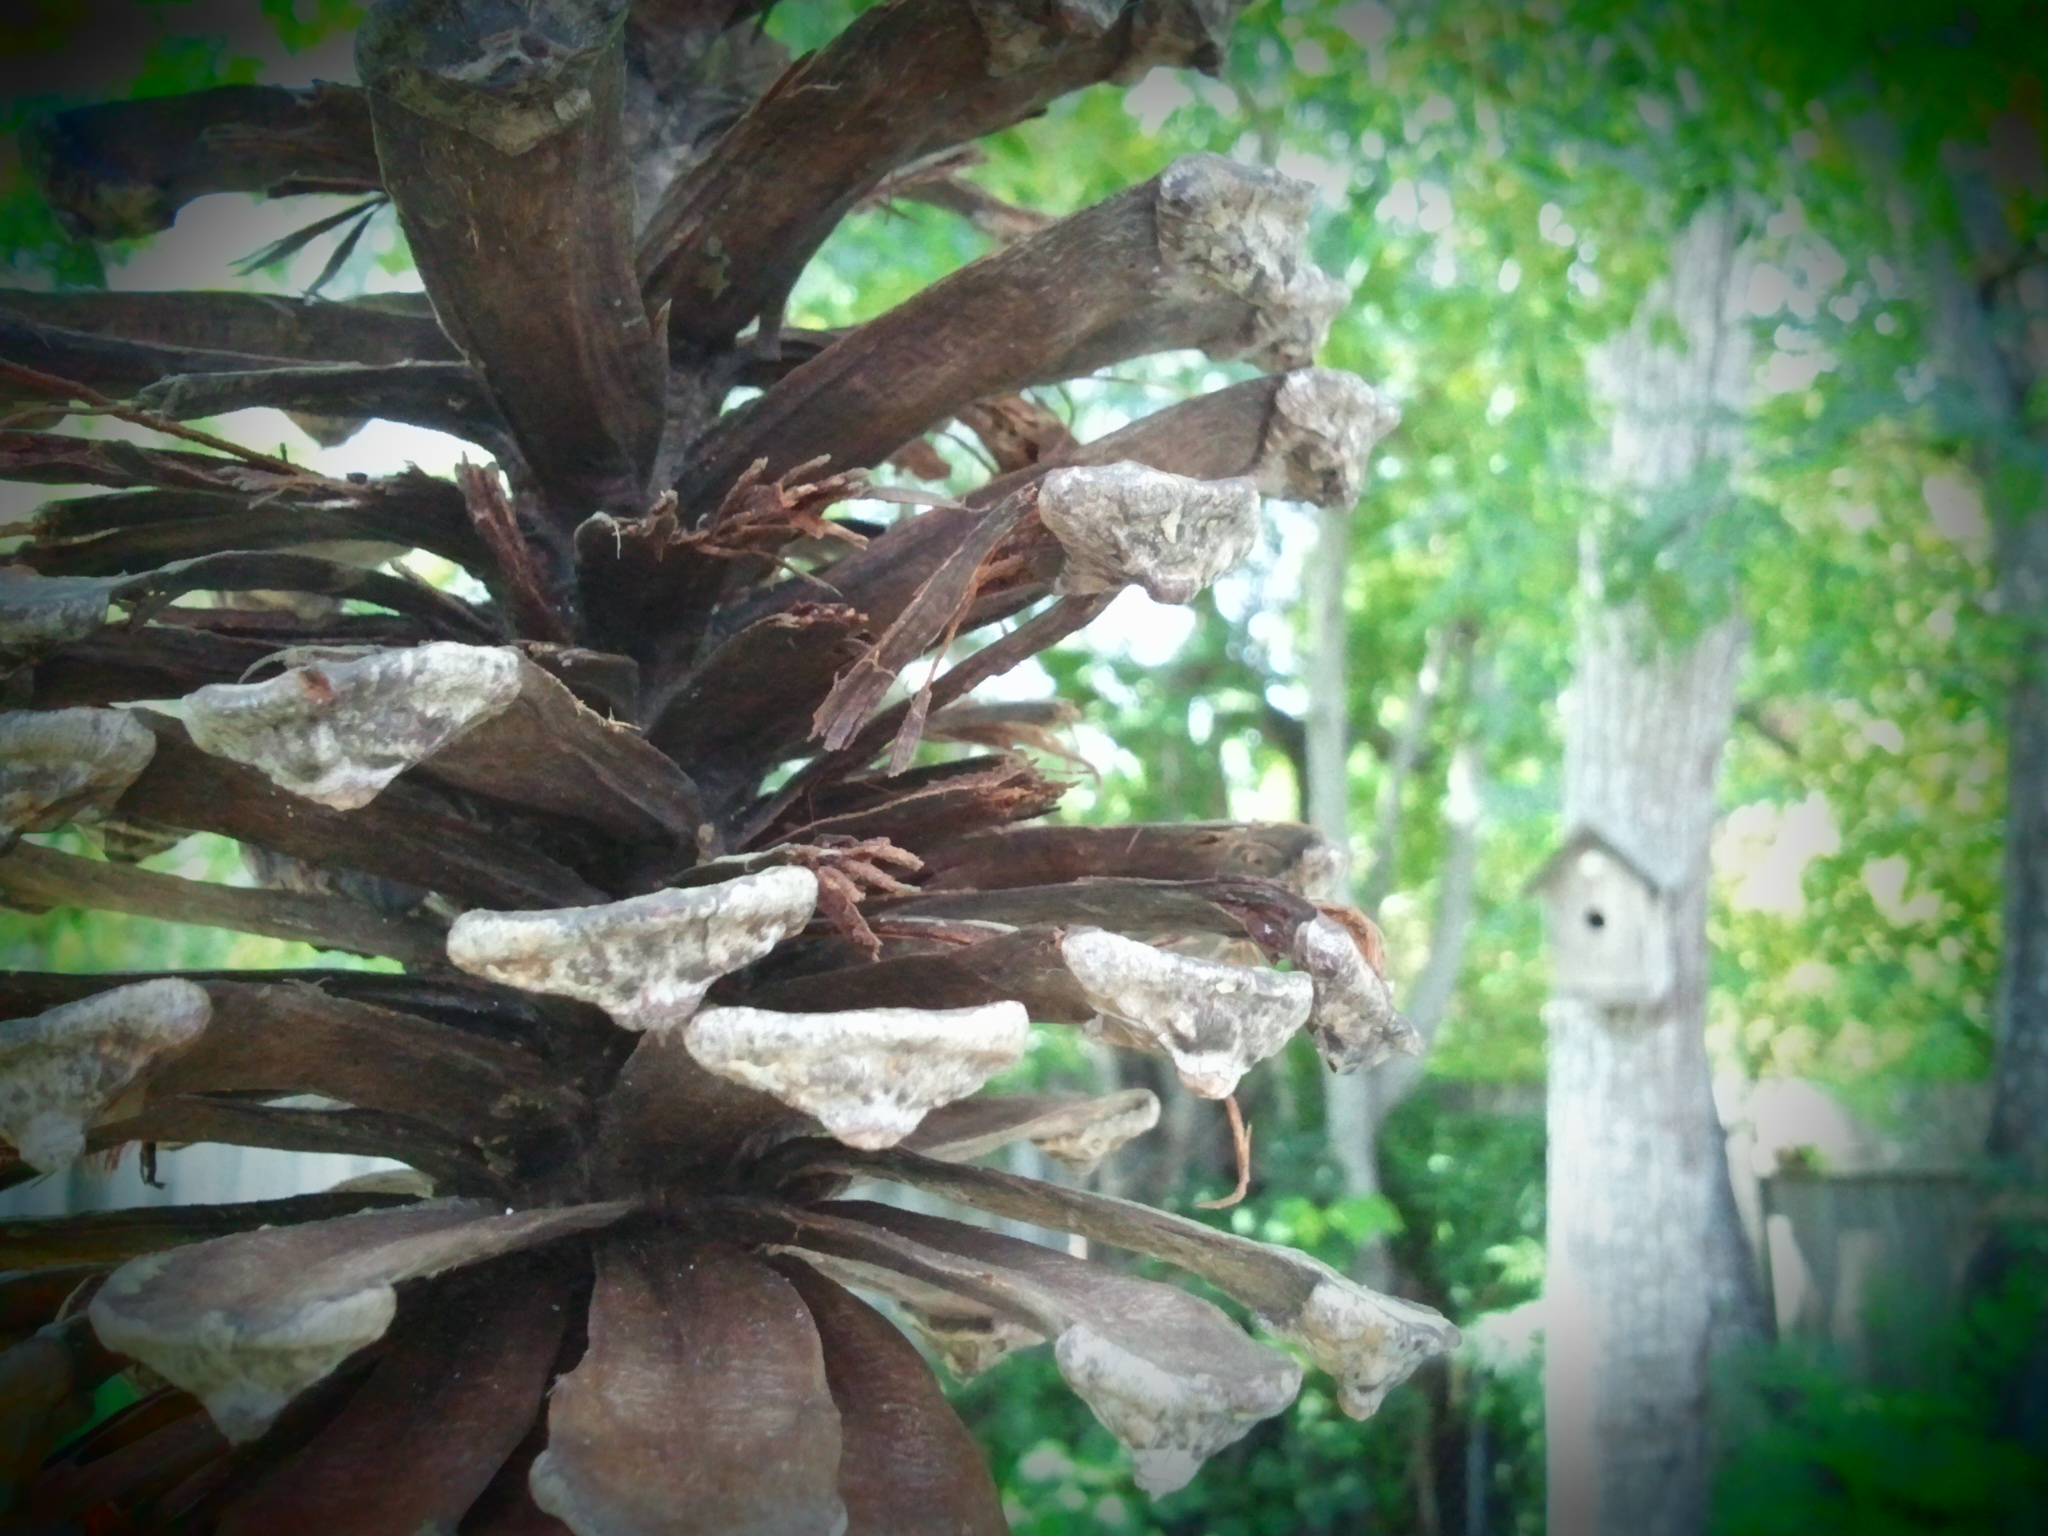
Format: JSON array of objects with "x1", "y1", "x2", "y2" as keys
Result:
[
  {"x1": 1544, "y1": 201, "x2": 1769, "y2": 1536},
  {"x1": 1306, "y1": 502, "x2": 1383, "y2": 1208},
  {"x1": 1933, "y1": 126, "x2": 2048, "y2": 1191},
  {"x1": 1994, "y1": 508, "x2": 2048, "y2": 1190}
]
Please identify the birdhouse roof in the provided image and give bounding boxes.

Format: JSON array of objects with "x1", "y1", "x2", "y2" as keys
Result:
[{"x1": 1525, "y1": 822, "x2": 1670, "y2": 898}]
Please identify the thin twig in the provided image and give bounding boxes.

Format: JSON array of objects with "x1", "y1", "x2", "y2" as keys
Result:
[
  {"x1": 1196, "y1": 1095, "x2": 1253, "y2": 1210},
  {"x1": 0, "y1": 359, "x2": 323, "y2": 481}
]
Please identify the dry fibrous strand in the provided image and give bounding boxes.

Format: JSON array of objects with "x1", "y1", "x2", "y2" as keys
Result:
[
  {"x1": 639, "y1": 0, "x2": 1249, "y2": 355},
  {"x1": 359, "y1": 0, "x2": 667, "y2": 526},
  {"x1": 807, "y1": 464, "x2": 1252, "y2": 770},
  {"x1": 458, "y1": 462, "x2": 575, "y2": 646},
  {"x1": 88, "y1": 1199, "x2": 629, "y2": 1444},
  {"x1": 445, "y1": 865, "x2": 820, "y2": 1032},
  {"x1": 1194, "y1": 1092, "x2": 1254, "y2": 1210},
  {"x1": 921, "y1": 698, "x2": 1095, "y2": 775},
  {"x1": 24, "y1": 83, "x2": 379, "y2": 242},
  {"x1": 693, "y1": 378, "x2": 1382, "y2": 768},
  {"x1": 684, "y1": 1000, "x2": 1030, "y2": 1149},
  {"x1": 20, "y1": 498, "x2": 401, "y2": 582},
  {"x1": 810, "y1": 488, "x2": 1034, "y2": 754},
  {"x1": 0, "y1": 286, "x2": 828, "y2": 382},
  {"x1": 749, "y1": 594, "x2": 1113, "y2": 841},
  {"x1": 648, "y1": 500, "x2": 994, "y2": 775},
  {"x1": 764, "y1": 755, "x2": 1066, "y2": 854},
  {"x1": 0, "y1": 433, "x2": 319, "y2": 496},
  {"x1": 675, "y1": 152, "x2": 1345, "y2": 514},
  {"x1": 578, "y1": 456, "x2": 872, "y2": 664}
]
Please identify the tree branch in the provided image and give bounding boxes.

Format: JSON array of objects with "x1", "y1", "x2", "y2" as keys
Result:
[
  {"x1": 1358, "y1": 622, "x2": 1469, "y2": 915},
  {"x1": 1371, "y1": 736, "x2": 1485, "y2": 1119}
]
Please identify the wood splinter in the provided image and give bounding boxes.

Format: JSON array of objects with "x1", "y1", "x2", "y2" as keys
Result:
[{"x1": 1196, "y1": 1094, "x2": 1252, "y2": 1211}]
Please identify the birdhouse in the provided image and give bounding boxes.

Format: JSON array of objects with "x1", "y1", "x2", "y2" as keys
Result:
[{"x1": 1530, "y1": 825, "x2": 1673, "y2": 1006}]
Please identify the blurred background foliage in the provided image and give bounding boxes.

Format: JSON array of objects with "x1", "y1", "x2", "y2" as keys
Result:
[{"x1": 3, "y1": 0, "x2": 2043, "y2": 1530}]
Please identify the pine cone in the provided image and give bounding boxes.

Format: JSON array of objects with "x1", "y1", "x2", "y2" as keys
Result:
[{"x1": 0, "y1": 1, "x2": 1443, "y2": 1529}]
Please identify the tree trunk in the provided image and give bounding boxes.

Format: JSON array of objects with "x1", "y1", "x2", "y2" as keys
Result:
[
  {"x1": 1933, "y1": 125, "x2": 2048, "y2": 1192},
  {"x1": 1543, "y1": 201, "x2": 1768, "y2": 1536},
  {"x1": 1308, "y1": 501, "x2": 1384, "y2": 1209},
  {"x1": 1993, "y1": 508, "x2": 2048, "y2": 1190},
  {"x1": 1921, "y1": 116, "x2": 2048, "y2": 1450}
]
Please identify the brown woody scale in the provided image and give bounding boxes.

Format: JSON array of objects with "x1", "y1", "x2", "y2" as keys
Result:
[{"x1": 0, "y1": 2, "x2": 1456, "y2": 1530}]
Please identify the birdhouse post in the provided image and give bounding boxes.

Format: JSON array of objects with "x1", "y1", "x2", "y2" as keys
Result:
[{"x1": 1531, "y1": 825, "x2": 1674, "y2": 1007}]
